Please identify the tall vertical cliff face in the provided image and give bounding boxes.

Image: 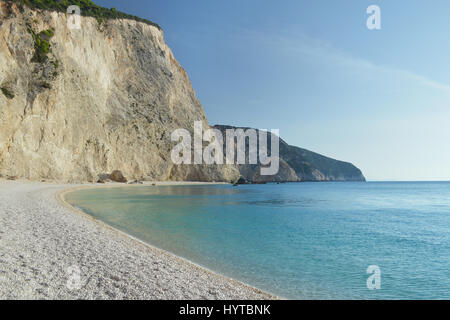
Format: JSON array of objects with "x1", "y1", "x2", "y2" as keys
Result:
[{"x1": 0, "y1": 2, "x2": 240, "y2": 182}]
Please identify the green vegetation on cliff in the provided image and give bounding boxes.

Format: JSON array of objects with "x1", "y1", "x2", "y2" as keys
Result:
[
  {"x1": 4, "y1": 0, "x2": 161, "y2": 29},
  {"x1": 1, "y1": 86, "x2": 15, "y2": 99},
  {"x1": 26, "y1": 24, "x2": 54, "y2": 63}
]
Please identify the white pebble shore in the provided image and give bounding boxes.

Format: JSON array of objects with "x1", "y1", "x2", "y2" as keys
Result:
[{"x1": 0, "y1": 180, "x2": 275, "y2": 300}]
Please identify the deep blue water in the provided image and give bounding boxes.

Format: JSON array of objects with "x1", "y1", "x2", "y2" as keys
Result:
[{"x1": 66, "y1": 182, "x2": 450, "y2": 299}]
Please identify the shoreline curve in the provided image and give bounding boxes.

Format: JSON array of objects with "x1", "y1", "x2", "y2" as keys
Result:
[
  {"x1": 0, "y1": 179, "x2": 277, "y2": 300},
  {"x1": 57, "y1": 182, "x2": 279, "y2": 300}
]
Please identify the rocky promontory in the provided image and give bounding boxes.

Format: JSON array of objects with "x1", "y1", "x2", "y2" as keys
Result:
[{"x1": 214, "y1": 125, "x2": 365, "y2": 183}]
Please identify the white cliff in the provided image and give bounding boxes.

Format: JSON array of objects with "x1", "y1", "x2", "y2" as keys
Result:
[{"x1": 0, "y1": 2, "x2": 239, "y2": 182}]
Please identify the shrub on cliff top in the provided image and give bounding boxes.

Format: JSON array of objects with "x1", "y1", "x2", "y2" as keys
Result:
[{"x1": 4, "y1": 0, "x2": 161, "y2": 30}]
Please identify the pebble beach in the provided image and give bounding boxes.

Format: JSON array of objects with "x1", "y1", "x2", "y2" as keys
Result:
[{"x1": 0, "y1": 180, "x2": 274, "y2": 300}]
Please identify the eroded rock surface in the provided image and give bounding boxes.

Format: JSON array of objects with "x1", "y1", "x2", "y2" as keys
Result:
[{"x1": 0, "y1": 2, "x2": 239, "y2": 182}]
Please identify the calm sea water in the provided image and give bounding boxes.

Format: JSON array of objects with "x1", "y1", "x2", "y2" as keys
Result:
[{"x1": 66, "y1": 182, "x2": 450, "y2": 299}]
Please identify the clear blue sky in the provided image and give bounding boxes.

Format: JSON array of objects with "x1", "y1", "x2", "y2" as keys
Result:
[{"x1": 95, "y1": 0, "x2": 450, "y2": 181}]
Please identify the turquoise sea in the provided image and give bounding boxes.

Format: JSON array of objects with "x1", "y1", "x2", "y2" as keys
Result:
[{"x1": 65, "y1": 182, "x2": 450, "y2": 299}]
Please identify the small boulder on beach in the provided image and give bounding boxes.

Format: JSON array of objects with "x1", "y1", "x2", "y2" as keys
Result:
[
  {"x1": 128, "y1": 180, "x2": 143, "y2": 185},
  {"x1": 110, "y1": 170, "x2": 128, "y2": 183},
  {"x1": 236, "y1": 177, "x2": 248, "y2": 185}
]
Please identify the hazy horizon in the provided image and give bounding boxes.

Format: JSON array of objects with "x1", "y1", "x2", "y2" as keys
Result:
[{"x1": 95, "y1": 0, "x2": 450, "y2": 181}]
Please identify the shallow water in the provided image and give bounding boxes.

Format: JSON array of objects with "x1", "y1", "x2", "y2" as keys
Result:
[{"x1": 66, "y1": 182, "x2": 450, "y2": 299}]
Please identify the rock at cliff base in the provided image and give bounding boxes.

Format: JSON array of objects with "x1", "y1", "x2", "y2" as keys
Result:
[
  {"x1": 235, "y1": 177, "x2": 248, "y2": 185},
  {"x1": 128, "y1": 180, "x2": 143, "y2": 185},
  {"x1": 110, "y1": 170, "x2": 127, "y2": 183}
]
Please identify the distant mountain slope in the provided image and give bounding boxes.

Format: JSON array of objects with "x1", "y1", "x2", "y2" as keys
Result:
[{"x1": 214, "y1": 125, "x2": 366, "y2": 182}]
